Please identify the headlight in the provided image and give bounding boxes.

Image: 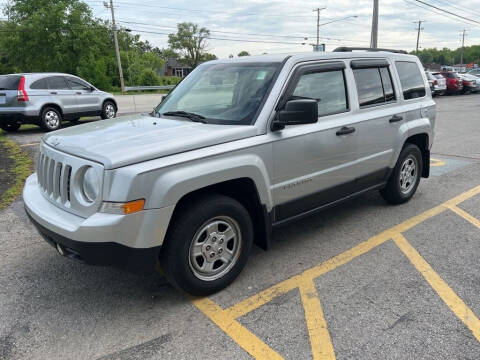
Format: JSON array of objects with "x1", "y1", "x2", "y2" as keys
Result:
[{"x1": 82, "y1": 167, "x2": 100, "y2": 202}]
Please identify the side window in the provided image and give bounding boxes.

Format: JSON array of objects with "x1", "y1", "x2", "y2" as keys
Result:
[
  {"x1": 30, "y1": 78, "x2": 48, "y2": 89},
  {"x1": 353, "y1": 68, "x2": 386, "y2": 107},
  {"x1": 67, "y1": 77, "x2": 91, "y2": 91},
  {"x1": 291, "y1": 70, "x2": 348, "y2": 117},
  {"x1": 395, "y1": 61, "x2": 426, "y2": 100},
  {"x1": 380, "y1": 67, "x2": 395, "y2": 102},
  {"x1": 47, "y1": 76, "x2": 69, "y2": 90}
]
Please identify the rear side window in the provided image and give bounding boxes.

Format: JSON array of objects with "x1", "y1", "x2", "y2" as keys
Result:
[
  {"x1": 30, "y1": 78, "x2": 48, "y2": 89},
  {"x1": 0, "y1": 75, "x2": 21, "y2": 90},
  {"x1": 291, "y1": 70, "x2": 348, "y2": 117},
  {"x1": 47, "y1": 76, "x2": 70, "y2": 90},
  {"x1": 353, "y1": 67, "x2": 396, "y2": 107},
  {"x1": 395, "y1": 61, "x2": 426, "y2": 100}
]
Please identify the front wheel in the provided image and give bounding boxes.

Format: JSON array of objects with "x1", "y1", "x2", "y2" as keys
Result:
[
  {"x1": 381, "y1": 143, "x2": 423, "y2": 204},
  {"x1": 101, "y1": 101, "x2": 116, "y2": 120},
  {"x1": 160, "y1": 194, "x2": 253, "y2": 296}
]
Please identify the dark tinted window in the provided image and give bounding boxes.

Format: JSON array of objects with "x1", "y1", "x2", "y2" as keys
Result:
[
  {"x1": 30, "y1": 78, "x2": 48, "y2": 89},
  {"x1": 291, "y1": 70, "x2": 348, "y2": 116},
  {"x1": 66, "y1": 77, "x2": 91, "y2": 91},
  {"x1": 395, "y1": 61, "x2": 426, "y2": 100},
  {"x1": 380, "y1": 67, "x2": 395, "y2": 102},
  {"x1": 353, "y1": 68, "x2": 385, "y2": 107},
  {"x1": 0, "y1": 75, "x2": 21, "y2": 90},
  {"x1": 47, "y1": 76, "x2": 70, "y2": 90}
]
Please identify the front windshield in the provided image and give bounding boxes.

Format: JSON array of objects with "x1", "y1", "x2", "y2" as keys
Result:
[{"x1": 156, "y1": 62, "x2": 280, "y2": 125}]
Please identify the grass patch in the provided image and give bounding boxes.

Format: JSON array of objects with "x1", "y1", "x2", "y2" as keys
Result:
[{"x1": 0, "y1": 131, "x2": 33, "y2": 210}]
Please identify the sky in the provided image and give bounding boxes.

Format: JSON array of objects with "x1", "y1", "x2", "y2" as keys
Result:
[{"x1": 2, "y1": 0, "x2": 480, "y2": 58}]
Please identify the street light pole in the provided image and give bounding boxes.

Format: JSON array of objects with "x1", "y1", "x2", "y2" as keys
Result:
[
  {"x1": 370, "y1": 0, "x2": 378, "y2": 48},
  {"x1": 105, "y1": 0, "x2": 125, "y2": 94}
]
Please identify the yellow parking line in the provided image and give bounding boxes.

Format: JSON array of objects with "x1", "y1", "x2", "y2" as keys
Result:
[
  {"x1": 191, "y1": 297, "x2": 283, "y2": 359},
  {"x1": 19, "y1": 142, "x2": 40, "y2": 147},
  {"x1": 393, "y1": 233, "x2": 480, "y2": 342},
  {"x1": 430, "y1": 158, "x2": 446, "y2": 167},
  {"x1": 446, "y1": 204, "x2": 480, "y2": 229},
  {"x1": 298, "y1": 276, "x2": 336, "y2": 360}
]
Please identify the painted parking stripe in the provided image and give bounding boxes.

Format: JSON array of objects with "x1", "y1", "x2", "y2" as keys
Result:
[
  {"x1": 192, "y1": 185, "x2": 480, "y2": 359},
  {"x1": 393, "y1": 233, "x2": 480, "y2": 342}
]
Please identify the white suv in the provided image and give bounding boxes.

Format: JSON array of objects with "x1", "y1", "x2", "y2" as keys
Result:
[{"x1": 24, "y1": 48, "x2": 436, "y2": 295}]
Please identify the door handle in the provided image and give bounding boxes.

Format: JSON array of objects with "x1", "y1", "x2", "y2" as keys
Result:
[
  {"x1": 76, "y1": 92, "x2": 82, "y2": 95},
  {"x1": 389, "y1": 114, "x2": 403, "y2": 123},
  {"x1": 336, "y1": 126, "x2": 356, "y2": 136},
  {"x1": 50, "y1": 92, "x2": 58, "y2": 95}
]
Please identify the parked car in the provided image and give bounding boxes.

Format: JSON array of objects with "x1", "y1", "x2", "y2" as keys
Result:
[
  {"x1": 440, "y1": 71, "x2": 463, "y2": 94},
  {"x1": 425, "y1": 71, "x2": 447, "y2": 96},
  {"x1": 0, "y1": 73, "x2": 117, "y2": 132},
  {"x1": 459, "y1": 73, "x2": 480, "y2": 93},
  {"x1": 24, "y1": 48, "x2": 435, "y2": 295},
  {"x1": 467, "y1": 69, "x2": 480, "y2": 77}
]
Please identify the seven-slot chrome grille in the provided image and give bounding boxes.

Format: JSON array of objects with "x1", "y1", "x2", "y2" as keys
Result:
[
  {"x1": 37, "y1": 142, "x2": 104, "y2": 218},
  {"x1": 37, "y1": 152, "x2": 72, "y2": 204}
]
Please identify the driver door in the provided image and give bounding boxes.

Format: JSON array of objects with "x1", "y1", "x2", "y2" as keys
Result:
[{"x1": 272, "y1": 61, "x2": 358, "y2": 223}]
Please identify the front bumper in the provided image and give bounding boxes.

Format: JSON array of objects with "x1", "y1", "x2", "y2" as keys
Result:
[{"x1": 23, "y1": 174, "x2": 175, "y2": 273}]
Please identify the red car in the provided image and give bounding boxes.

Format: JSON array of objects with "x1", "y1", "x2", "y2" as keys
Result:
[{"x1": 440, "y1": 72, "x2": 463, "y2": 94}]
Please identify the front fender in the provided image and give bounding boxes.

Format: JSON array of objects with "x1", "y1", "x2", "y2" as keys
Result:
[{"x1": 145, "y1": 154, "x2": 273, "y2": 210}]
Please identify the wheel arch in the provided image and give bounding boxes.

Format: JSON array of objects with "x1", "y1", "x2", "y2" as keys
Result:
[
  {"x1": 40, "y1": 103, "x2": 64, "y2": 117},
  {"x1": 165, "y1": 177, "x2": 272, "y2": 251},
  {"x1": 404, "y1": 133, "x2": 430, "y2": 178},
  {"x1": 102, "y1": 98, "x2": 118, "y2": 111}
]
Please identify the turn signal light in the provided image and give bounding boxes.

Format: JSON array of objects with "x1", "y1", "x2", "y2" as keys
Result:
[{"x1": 100, "y1": 199, "x2": 145, "y2": 214}]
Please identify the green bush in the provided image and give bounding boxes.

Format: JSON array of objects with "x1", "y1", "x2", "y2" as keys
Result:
[{"x1": 138, "y1": 68, "x2": 161, "y2": 86}]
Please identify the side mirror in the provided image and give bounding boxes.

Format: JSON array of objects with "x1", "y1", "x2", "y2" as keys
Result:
[
  {"x1": 272, "y1": 99, "x2": 318, "y2": 131},
  {"x1": 90, "y1": 86, "x2": 96, "y2": 92}
]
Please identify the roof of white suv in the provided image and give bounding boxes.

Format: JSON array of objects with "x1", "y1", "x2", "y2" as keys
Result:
[{"x1": 210, "y1": 50, "x2": 418, "y2": 64}]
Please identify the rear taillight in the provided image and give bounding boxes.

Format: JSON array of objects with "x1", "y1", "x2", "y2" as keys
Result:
[
  {"x1": 17, "y1": 76, "x2": 29, "y2": 102},
  {"x1": 434, "y1": 80, "x2": 438, "y2": 85}
]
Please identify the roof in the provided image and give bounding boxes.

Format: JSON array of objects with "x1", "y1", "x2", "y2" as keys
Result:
[
  {"x1": 166, "y1": 58, "x2": 192, "y2": 68},
  {"x1": 208, "y1": 50, "x2": 418, "y2": 65}
]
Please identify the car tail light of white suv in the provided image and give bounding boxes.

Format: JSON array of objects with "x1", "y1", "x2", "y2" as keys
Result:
[{"x1": 17, "y1": 76, "x2": 29, "y2": 102}]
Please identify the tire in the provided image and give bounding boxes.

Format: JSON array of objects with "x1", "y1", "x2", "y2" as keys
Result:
[
  {"x1": 101, "y1": 101, "x2": 116, "y2": 120},
  {"x1": 380, "y1": 143, "x2": 423, "y2": 205},
  {"x1": 40, "y1": 107, "x2": 62, "y2": 132},
  {"x1": 0, "y1": 123, "x2": 21, "y2": 132},
  {"x1": 160, "y1": 194, "x2": 253, "y2": 296}
]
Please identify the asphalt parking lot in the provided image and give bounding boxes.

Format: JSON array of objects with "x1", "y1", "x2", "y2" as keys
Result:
[{"x1": 1, "y1": 94, "x2": 480, "y2": 360}]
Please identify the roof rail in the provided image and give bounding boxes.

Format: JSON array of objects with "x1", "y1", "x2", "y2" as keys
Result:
[{"x1": 333, "y1": 47, "x2": 408, "y2": 54}]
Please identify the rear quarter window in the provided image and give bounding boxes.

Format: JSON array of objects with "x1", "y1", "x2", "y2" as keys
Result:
[
  {"x1": 0, "y1": 75, "x2": 21, "y2": 90},
  {"x1": 30, "y1": 78, "x2": 49, "y2": 89},
  {"x1": 395, "y1": 61, "x2": 426, "y2": 100}
]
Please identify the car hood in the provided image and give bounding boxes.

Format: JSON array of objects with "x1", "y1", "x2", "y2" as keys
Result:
[{"x1": 43, "y1": 114, "x2": 258, "y2": 169}]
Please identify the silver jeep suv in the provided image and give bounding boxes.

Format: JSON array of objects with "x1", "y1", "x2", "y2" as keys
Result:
[
  {"x1": 0, "y1": 73, "x2": 117, "y2": 132},
  {"x1": 23, "y1": 48, "x2": 436, "y2": 295}
]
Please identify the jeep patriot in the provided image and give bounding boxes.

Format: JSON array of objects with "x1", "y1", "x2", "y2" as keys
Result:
[{"x1": 23, "y1": 48, "x2": 436, "y2": 295}]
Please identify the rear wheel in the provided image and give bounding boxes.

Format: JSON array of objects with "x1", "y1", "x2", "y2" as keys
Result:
[
  {"x1": 0, "y1": 123, "x2": 21, "y2": 132},
  {"x1": 160, "y1": 194, "x2": 253, "y2": 296},
  {"x1": 40, "y1": 107, "x2": 62, "y2": 131},
  {"x1": 380, "y1": 143, "x2": 422, "y2": 204},
  {"x1": 101, "y1": 101, "x2": 116, "y2": 120}
]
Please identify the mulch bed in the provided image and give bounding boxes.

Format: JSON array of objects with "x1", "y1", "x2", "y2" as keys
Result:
[{"x1": 0, "y1": 140, "x2": 15, "y2": 198}]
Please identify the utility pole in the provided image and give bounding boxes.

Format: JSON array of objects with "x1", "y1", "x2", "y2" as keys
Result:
[
  {"x1": 313, "y1": 7, "x2": 326, "y2": 51},
  {"x1": 414, "y1": 20, "x2": 424, "y2": 54},
  {"x1": 104, "y1": 0, "x2": 125, "y2": 94},
  {"x1": 370, "y1": 0, "x2": 378, "y2": 48},
  {"x1": 460, "y1": 29, "x2": 467, "y2": 65}
]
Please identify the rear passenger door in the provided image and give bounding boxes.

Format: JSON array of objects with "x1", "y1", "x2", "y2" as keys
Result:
[
  {"x1": 66, "y1": 77, "x2": 101, "y2": 115},
  {"x1": 272, "y1": 61, "x2": 359, "y2": 222},
  {"x1": 348, "y1": 59, "x2": 405, "y2": 180},
  {"x1": 46, "y1": 76, "x2": 78, "y2": 117}
]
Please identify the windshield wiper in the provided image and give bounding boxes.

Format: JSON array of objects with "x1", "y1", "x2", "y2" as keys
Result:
[{"x1": 162, "y1": 111, "x2": 207, "y2": 123}]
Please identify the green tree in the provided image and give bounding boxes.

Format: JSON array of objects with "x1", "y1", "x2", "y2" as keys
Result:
[
  {"x1": 138, "y1": 68, "x2": 160, "y2": 86},
  {"x1": 238, "y1": 51, "x2": 250, "y2": 57},
  {"x1": 168, "y1": 22, "x2": 210, "y2": 68}
]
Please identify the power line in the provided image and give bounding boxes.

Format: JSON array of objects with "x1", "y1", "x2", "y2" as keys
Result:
[{"x1": 412, "y1": 0, "x2": 480, "y2": 25}]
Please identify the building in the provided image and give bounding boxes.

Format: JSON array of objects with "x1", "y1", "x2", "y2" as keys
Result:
[{"x1": 164, "y1": 59, "x2": 192, "y2": 78}]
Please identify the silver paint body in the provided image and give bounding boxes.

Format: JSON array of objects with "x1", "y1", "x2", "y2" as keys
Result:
[
  {"x1": 0, "y1": 73, "x2": 116, "y2": 119},
  {"x1": 23, "y1": 52, "x2": 436, "y2": 250}
]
